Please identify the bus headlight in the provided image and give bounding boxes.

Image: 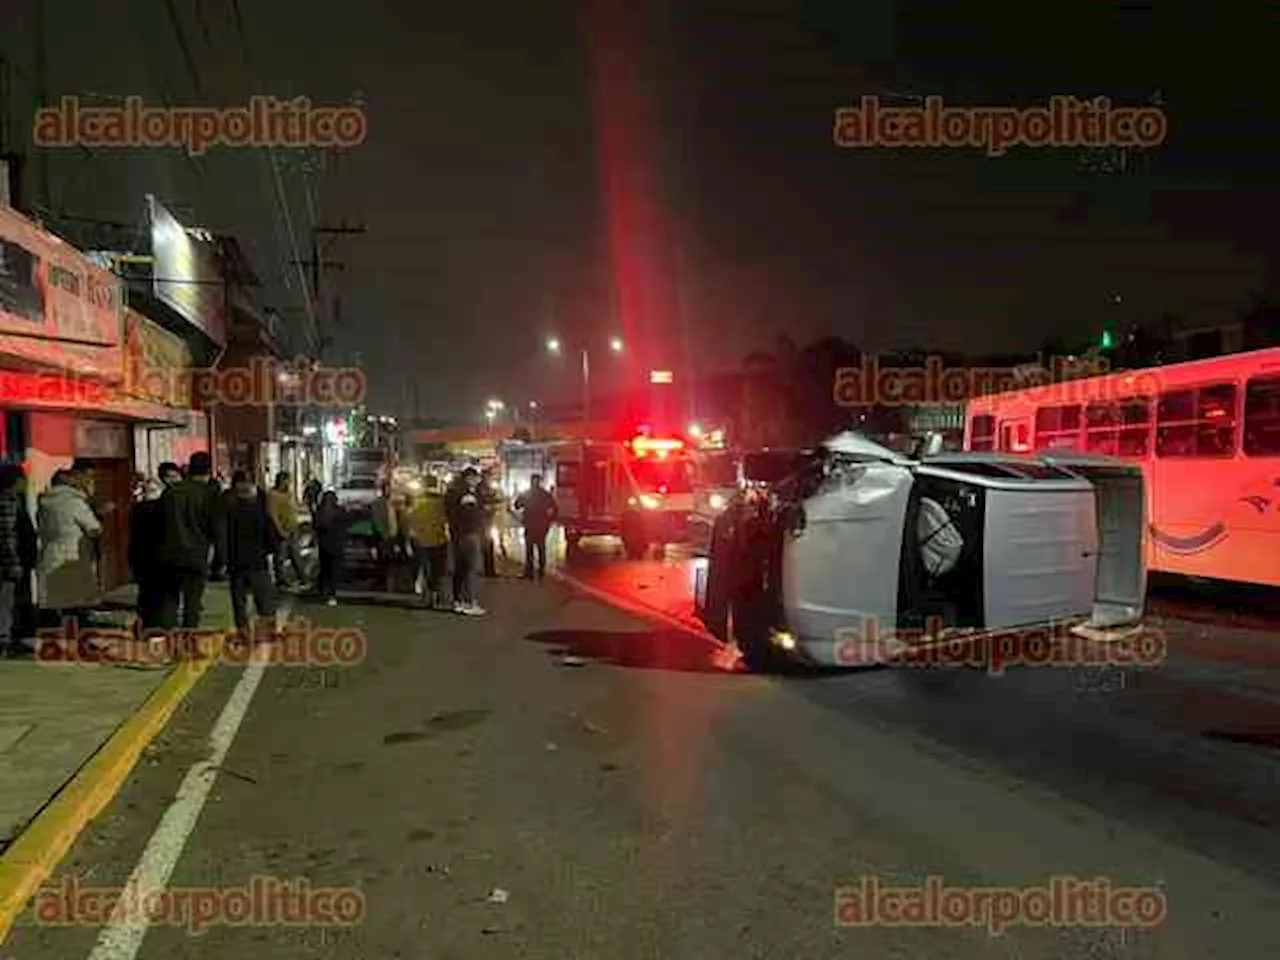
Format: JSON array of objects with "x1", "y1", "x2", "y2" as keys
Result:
[
  {"x1": 708, "y1": 492, "x2": 727, "y2": 511},
  {"x1": 639, "y1": 494, "x2": 661, "y2": 510}
]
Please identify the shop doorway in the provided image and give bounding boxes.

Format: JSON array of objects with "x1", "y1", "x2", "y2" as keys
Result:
[{"x1": 81, "y1": 458, "x2": 133, "y2": 592}]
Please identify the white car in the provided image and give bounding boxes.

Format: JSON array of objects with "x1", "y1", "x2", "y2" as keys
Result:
[
  {"x1": 335, "y1": 477, "x2": 381, "y2": 508},
  {"x1": 695, "y1": 432, "x2": 1147, "y2": 671}
]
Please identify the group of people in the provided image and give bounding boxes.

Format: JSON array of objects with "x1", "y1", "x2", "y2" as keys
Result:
[
  {"x1": 0, "y1": 452, "x2": 562, "y2": 657},
  {"x1": 337, "y1": 466, "x2": 559, "y2": 617}
]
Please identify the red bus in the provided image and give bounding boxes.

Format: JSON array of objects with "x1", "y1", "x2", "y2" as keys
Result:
[{"x1": 964, "y1": 347, "x2": 1280, "y2": 587}]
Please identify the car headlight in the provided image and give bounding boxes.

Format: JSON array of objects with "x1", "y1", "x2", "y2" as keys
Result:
[
  {"x1": 708, "y1": 492, "x2": 727, "y2": 511},
  {"x1": 639, "y1": 494, "x2": 661, "y2": 510}
]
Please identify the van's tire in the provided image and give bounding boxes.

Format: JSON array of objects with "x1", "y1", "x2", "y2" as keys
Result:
[{"x1": 702, "y1": 526, "x2": 732, "y2": 639}]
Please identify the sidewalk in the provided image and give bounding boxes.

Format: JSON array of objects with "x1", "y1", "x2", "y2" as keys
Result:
[{"x1": 0, "y1": 581, "x2": 233, "y2": 943}]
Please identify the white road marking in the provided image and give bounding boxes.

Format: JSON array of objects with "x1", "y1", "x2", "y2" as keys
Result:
[{"x1": 85, "y1": 646, "x2": 271, "y2": 960}]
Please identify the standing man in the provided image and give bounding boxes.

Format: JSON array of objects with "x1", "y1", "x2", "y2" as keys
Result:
[
  {"x1": 406, "y1": 477, "x2": 449, "y2": 608},
  {"x1": 444, "y1": 467, "x2": 486, "y2": 615},
  {"x1": 514, "y1": 473, "x2": 558, "y2": 580},
  {"x1": 303, "y1": 474, "x2": 322, "y2": 516},
  {"x1": 156, "y1": 452, "x2": 220, "y2": 630},
  {"x1": 0, "y1": 463, "x2": 31, "y2": 656},
  {"x1": 224, "y1": 471, "x2": 280, "y2": 642},
  {"x1": 128, "y1": 462, "x2": 182, "y2": 633},
  {"x1": 370, "y1": 482, "x2": 400, "y2": 591},
  {"x1": 267, "y1": 472, "x2": 305, "y2": 589}
]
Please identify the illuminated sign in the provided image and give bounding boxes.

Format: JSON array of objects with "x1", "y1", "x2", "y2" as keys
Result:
[{"x1": 649, "y1": 369, "x2": 674, "y2": 384}]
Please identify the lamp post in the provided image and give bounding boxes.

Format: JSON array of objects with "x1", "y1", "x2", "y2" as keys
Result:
[{"x1": 546, "y1": 335, "x2": 623, "y2": 439}]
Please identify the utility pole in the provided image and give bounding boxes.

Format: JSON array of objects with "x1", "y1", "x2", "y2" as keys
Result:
[{"x1": 288, "y1": 223, "x2": 365, "y2": 357}]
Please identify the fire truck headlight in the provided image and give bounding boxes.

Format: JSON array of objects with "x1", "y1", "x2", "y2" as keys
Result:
[
  {"x1": 639, "y1": 494, "x2": 662, "y2": 510},
  {"x1": 708, "y1": 493, "x2": 727, "y2": 511}
]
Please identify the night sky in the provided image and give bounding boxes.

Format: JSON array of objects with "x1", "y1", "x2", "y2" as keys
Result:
[{"x1": 0, "y1": 1, "x2": 1275, "y2": 422}]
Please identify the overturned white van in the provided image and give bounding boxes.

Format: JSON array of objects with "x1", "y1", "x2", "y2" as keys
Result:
[{"x1": 694, "y1": 432, "x2": 1146, "y2": 671}]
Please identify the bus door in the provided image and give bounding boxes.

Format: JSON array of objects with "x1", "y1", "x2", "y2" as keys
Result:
[{"x1": 998, "y1": 417, "x2": 1032, "y2": 453}]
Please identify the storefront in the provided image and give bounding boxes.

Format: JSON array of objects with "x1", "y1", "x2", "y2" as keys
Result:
[{"x1": 0, "y1": 202, "x2": 191, "y2": 594}]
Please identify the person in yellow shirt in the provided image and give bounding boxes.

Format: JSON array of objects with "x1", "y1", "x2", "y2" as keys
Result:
[
  {"x1": 266, "y1": 472, "x2": 306, "y2": 589},
  {"x1": 406, "y1": 477, "x2": 450, "y2": 608}
]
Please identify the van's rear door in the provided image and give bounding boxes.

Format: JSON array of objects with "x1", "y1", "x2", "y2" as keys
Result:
[{"x1": 1042, "y1": 453, "x2": 1147, "y2": 625}]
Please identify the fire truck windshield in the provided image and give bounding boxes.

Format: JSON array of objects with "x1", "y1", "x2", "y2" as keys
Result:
[{"x1": 631, "y1": 459, "x2": 694, "y2": 493}]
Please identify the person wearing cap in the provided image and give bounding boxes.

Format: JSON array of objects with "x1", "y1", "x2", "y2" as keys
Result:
[{"x1": 444, "y1": 467, "x2": 486, "y2": 615}]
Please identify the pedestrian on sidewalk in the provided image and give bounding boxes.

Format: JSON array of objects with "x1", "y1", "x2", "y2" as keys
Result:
[
  {"x1": 0, "y1": 463, "x2": 34, "y2": 657},
  {"x1": 406, "y1": 477, "x2": 449, "y2": 608},
  {"x1": 128, "y1": 463, "x2": 178, "y2": 633},
  {"x1": 370, "y1": 482, "x2": 400, "y2": 592},
  {"x1": 514, "y1": 473, "x2": 558, "y2": 580},
  {"x1": 445, "y1": 467, "x2": 486, "y2": 615},
  {"x1": 303, "y1": 474, "x2": 322, "y2": 517},
  {"x1": 37, "y1": 468, "x2": 103, "y2": 646},
  {"x1": 208, "y1": 470, "x2": 228, "y2": 582},
  {"x1": 225, "y1": 471, "x2": 280, "y2": 641},
  {"x1": 313, "y1": 490, "x2": 346, "y2": 606},
  {"x1": 479, "y1": 469, "x2": 504, "y2": 578},
  {"x1": 156, "y1": 452, "x2": 220, "y2": 630},
  {"x1": 267, "y1": 472, "x2": 307, "y2": 590}
]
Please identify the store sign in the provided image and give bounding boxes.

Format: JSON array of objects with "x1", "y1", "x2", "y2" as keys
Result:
[
  {"x1": 124, "y1": 308, "x2": 191, "y2": 406},
  {"x1": 148, "y1": 195, "x2": 226, "y2": 346},
  {"x1": 0, "y1": 205, "x2": 123, "y2": 375},
  {"x1": 76, "y1": 419, "x2": 129, "y2": 458}
]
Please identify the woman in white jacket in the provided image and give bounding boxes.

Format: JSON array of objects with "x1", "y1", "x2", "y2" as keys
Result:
[{"x1": 37, "y1": 469, "x2": 103, "y2": 617}]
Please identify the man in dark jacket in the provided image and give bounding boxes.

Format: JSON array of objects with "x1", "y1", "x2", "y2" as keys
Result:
[
  {"x1": 157, "y1": 452, "x2": 221, "y2": 630},
  {"x1": 130, "y1": 462, "x2": 182, "y2": 633},
  {"x1": 444, "y1": 467, "x2": 486, "y2": 615},
  {"x1": 224, "y1": 471, "x2": 279, "y2": 641},
  {"x1": 514, "y1": 473, "x2": 558, "y2": 581}
]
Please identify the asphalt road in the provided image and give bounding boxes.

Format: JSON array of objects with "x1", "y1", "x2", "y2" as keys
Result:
[{"x1": 6, "y1": 571, "x2": 1280, "y2": 959}]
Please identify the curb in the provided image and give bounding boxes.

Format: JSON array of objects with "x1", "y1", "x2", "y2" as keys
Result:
[
  {"x1": 551, "y1": 568, "x2": 730, "y2": 650},
  {"x1": 0, "y1": 651, "x2": 216, "y2": 944}
]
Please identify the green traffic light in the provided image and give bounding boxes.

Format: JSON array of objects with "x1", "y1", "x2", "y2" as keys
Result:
[{"x1": 1101, "y1": 329, "x2": 1114, "y2": 349}]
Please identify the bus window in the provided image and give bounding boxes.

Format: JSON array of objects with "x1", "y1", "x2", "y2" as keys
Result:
[
  {"x1": 1156, "y1": 383, "x2": 1237, "y2": 458},
  {"x1": 1086, "y1": 398, "x2": 1151, "y2": 457},
  {"x1": 1034, "y1": 405, "x2": 1081, "y2": 450},
  {"x1": 1244, "y1": 376, "x2": 1280, "y2": 456},
  {"x1": 969, "y1": 414, "x2": 996, "y2": 451}
]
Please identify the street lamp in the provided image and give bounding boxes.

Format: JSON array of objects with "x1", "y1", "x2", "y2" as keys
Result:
[{"x1": 545, "y1": 335, "x2": 623, "y2": 437}]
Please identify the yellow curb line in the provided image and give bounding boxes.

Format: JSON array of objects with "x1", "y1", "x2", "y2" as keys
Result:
[{"x1": 0, "y1": 651, "x2": 217, "y2": 945}]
